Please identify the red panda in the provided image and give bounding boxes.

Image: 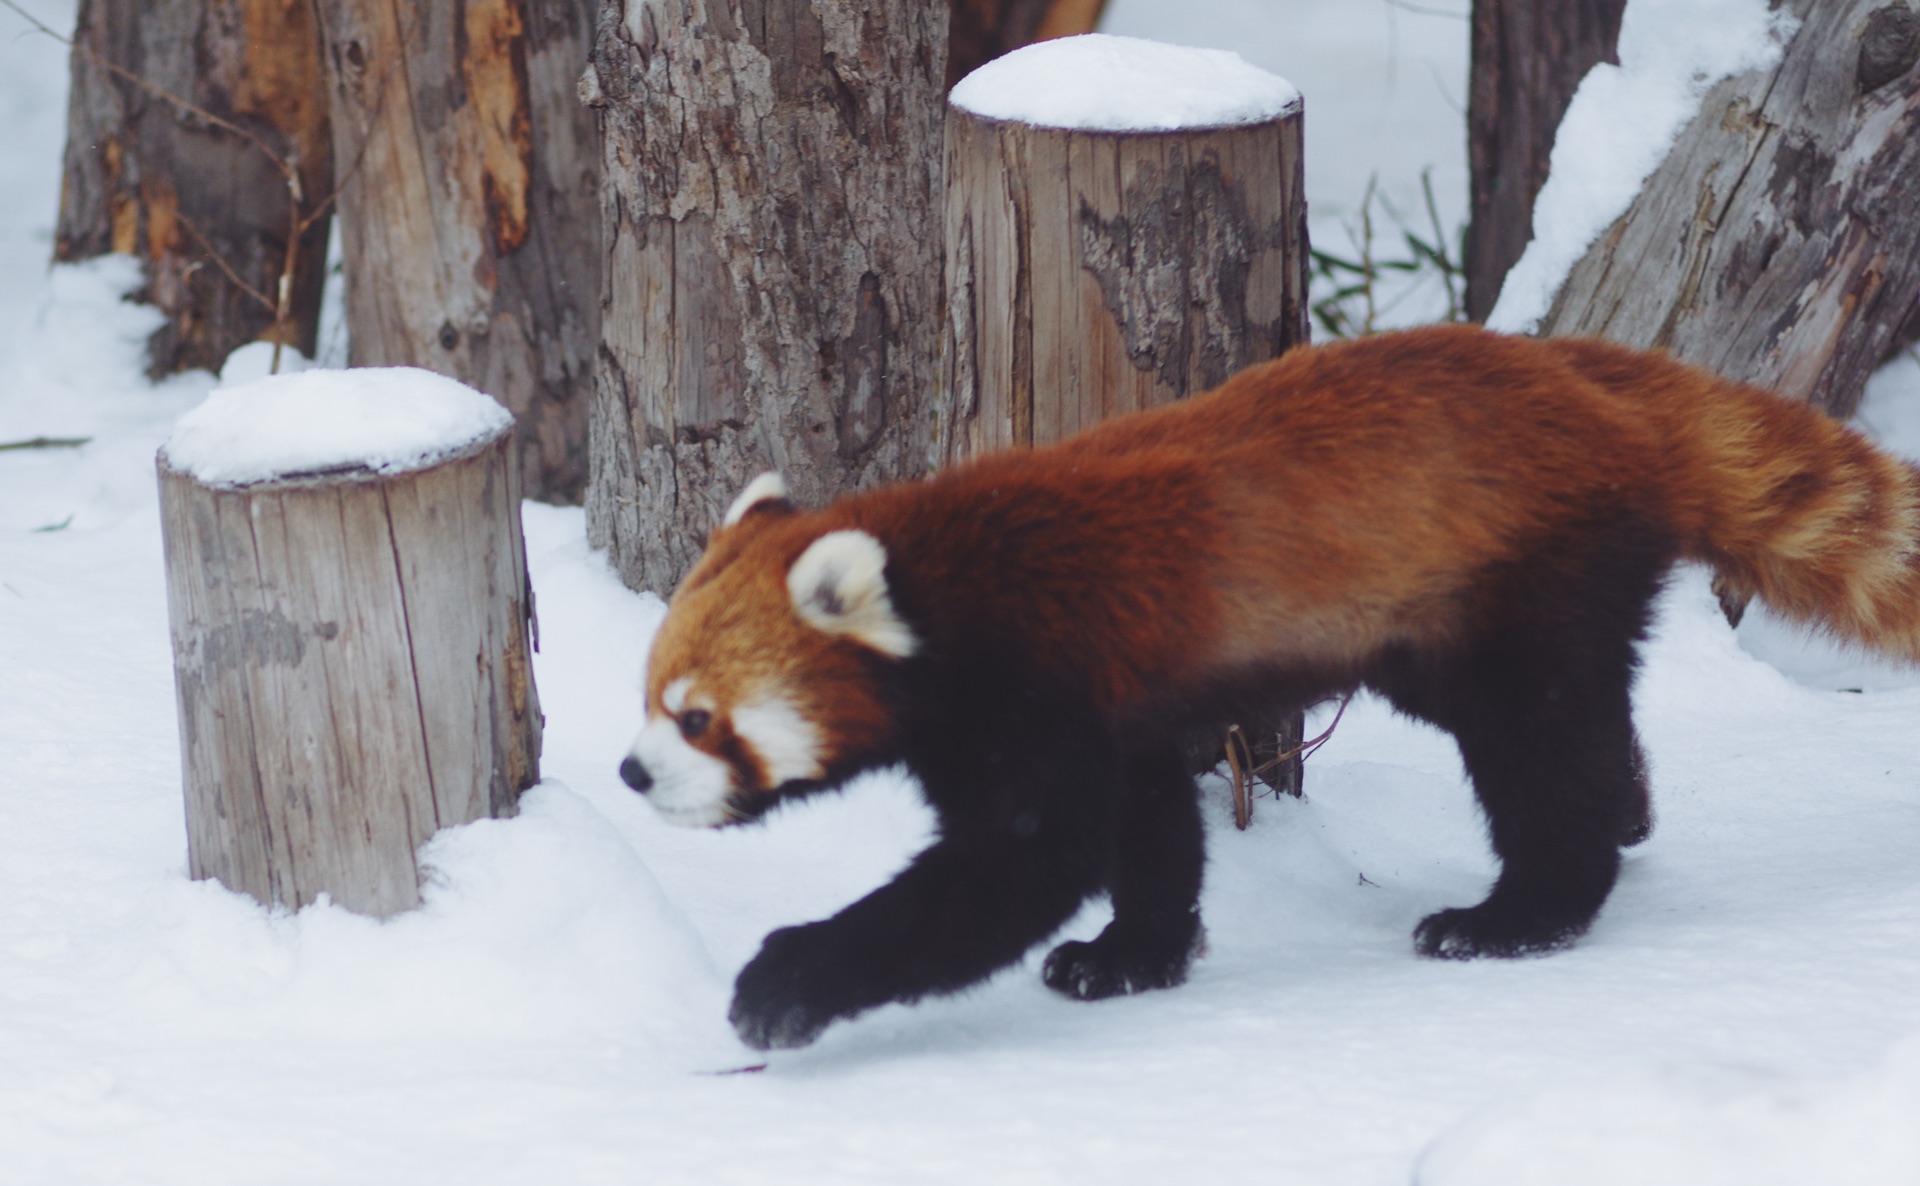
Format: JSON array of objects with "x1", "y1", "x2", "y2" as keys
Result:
[{"x1": 620, "y1": 324, "x2": 1920, "y2": 1051}]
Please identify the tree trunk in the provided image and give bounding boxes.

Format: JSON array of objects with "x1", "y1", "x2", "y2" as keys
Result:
[
  {"x1": 159, "y1": 426, "x2": 541, "y2": 918},
  {"x1": 585, "y1": 0, "x2": 948, "y2": 594},
  {"x1": 1464, "y1": 0, "x2": 1627, "y2": 323},
  {"x1": 946, "y1": 0, "x2": 1108, "y2": 89},
  {"x1": 943, "y1": 100, "x2": 1310, "y2": 809},
  {"x1": 314, "y1": 0, "x2": 601, "y2": 504},
  {"x1": 1539, "y1": 0, "x2": 1920, "y2": 418},
  {"x1": 55, "y1": 0, "x2": 333, "y2": 376}
]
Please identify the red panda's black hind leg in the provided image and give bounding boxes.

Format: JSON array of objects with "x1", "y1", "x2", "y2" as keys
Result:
[
  {"x1": 1043, "y1": 744, "x2": 1205, "y2": 1000},
  {"x1": 1382, "y1": 514, "x2": 1670, "y2": 960}
]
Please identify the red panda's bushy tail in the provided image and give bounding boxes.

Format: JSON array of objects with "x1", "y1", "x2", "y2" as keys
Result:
[{"x1": 1555, "y1": 338, "x2": 1920, "y2": 663}]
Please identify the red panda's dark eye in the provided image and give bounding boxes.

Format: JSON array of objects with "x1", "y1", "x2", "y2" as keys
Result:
[{"x1": 679, "y1": 709, "x2": 712, "y2": 739}]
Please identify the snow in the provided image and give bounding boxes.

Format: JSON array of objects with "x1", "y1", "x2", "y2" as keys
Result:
[
  {"x1": 162, "y1": 366, "x2": 513, "y2": 486},
  {"x1": 949, "y1": 33, "x2": 1299, "y2": 131},
  {"x1": 1486, "y1": 0, "x2": 1799, "y2": 333},
  {"x1": 5, "y1": 1, "x2": 1920, "y2": 1183}
]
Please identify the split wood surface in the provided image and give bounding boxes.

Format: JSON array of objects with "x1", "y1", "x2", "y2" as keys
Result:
[
  {"x1": 315, "y1": 0, "x2": 601, "y2": 503},
  {"x1": 1540, "y1": 0, "x2": 1920, "y2": 416}
]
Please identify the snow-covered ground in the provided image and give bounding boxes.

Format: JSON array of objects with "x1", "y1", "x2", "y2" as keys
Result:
[{"x1": 3, "y1": 2, "x2": 1920, "y2": 1183}]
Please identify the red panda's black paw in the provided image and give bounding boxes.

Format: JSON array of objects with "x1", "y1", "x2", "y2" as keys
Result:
[
  {"x1": 1412, "y1": 905, "x2": 1584, "y2": 960},
  {"x1": 729, "y1": 926, "x2": 844, "y2": 1050},
  {"x1": 1041, "y1": 933, "x2": 1195, "y2": 1001}
]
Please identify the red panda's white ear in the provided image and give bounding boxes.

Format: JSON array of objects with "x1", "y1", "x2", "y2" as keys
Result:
[
  {"x1": 723, "y1": 472, "x2": 794, "y2": 528},
  {"x1": 787, "y1": 530, "x2": 918, "y2": 658}
]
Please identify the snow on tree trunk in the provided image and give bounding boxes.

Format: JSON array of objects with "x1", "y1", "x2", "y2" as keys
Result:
[
  {"x1": 55, "y1": 0, "x2": 334, "y2": 376},
  {"x1": 1538, "y1": 0, "x2": 1920, "y2": 418},
  {"x1": 158, "y1": 379, "x2": 541, "y2": 918},
  {"x1": 314, "y1": 0, "x2": 601, "y2": 504},
  {"x1": 1464, "y1": 0, "x2": 1627, "y2": 323},
  {"x1": 583, "y1": 0, "x2": 948, "y2": 594}
]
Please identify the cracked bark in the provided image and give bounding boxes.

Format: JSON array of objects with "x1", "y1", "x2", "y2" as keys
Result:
[
  {"x1": 55, "y1": 0, "x2": 334, "y2": 376},
  {"x1": 314, "y1": 0, "x2": 601, "y2": 504},
  {"x1": 1538, "y1": 0, "x2": 1920, "y2": 417},
  {"x1": 585, "y1": 0, "x2": 947, "y2": 593}
]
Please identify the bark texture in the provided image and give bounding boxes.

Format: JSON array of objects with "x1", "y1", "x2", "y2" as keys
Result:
[
  {"x1": 56, "y1": 0, "x2": 333, "y2": 375},
  {"x1": 315, "y1": 0, "x2": 601, "y2": 504},
  {"x1": 586, "y1": 0, "x2": 948, "y2": 593},
  {"x1": 159, "y1": 428, "x2": 542, "y2": 918},
  {"x1": 1464, "y1": 0, "x2": 1626, "y2": 322},
  {"x1": 942, "y1": 106, "x2": 1309, "y2": 458},
  {"x1": 1540, "y1": 0, "x2": 1920, "y2": 417},
  {"x1": 946, "y1": 0, "x2": 1107, "y2": 89}
]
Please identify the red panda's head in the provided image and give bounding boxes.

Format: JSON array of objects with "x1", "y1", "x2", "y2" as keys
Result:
[{"x1": 620, "y1": 473, "x2": 917, "y2": 827}]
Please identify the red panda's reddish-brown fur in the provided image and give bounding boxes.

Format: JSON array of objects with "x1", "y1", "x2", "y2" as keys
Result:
[{"x1": 625, "y1": 325, "x2": 1920, "y2": 1050}]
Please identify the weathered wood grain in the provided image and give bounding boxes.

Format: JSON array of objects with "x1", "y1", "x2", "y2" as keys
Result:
[
  {"x1": 158, "y1": 429, "x2": 542, "y2": 917},
  {"x1": 1539, "y1": 0, "x2": 1920, "y2": 417},
  {"x1": 584, "y1": 0, "x2": 948, "y2": 594},
  {"x1": 315, "y1": 0, "x2": 601, "y2": 504},
  {"x1": 56, "y1": 0, "x2": 333, "y2": 374}
]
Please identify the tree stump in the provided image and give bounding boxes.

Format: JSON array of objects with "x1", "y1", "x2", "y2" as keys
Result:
[
  {"x1": 1536, "y1": 0, "x2": 1920, "y2": 418},
  {"x1": 314, "y1": 0, "x2": 601, "y2": 504},
  {"x1": 942, "y1": 36, "x2": 1310, "y2": 458},
  {"x1": 943, "y1": 36, "x2": 1311, "y2": 810},
  {"x1": 583, "y1": 0, "x2": 948, "y2": 593},
  {"x1": 157, "y1": 375, "x2": 542, "y2": 917}
]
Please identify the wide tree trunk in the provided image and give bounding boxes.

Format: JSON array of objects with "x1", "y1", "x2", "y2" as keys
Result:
[
  {"x1": 314, "y1": 0, "x2": 601, "y2": 504},
  {"x1": 1464, "y1": 0, "x2": 1627, "y2": 322},
  {"x1": 585, "y1": 0, "x2": 947, "y2": 593},
  {"x1": 55, "y1": 0, "x2": 333, "y2": 376},
  {"x1": 946, "y1": 0, "x2": 1107, "y2": 89},
  {"x1": 1538, "y1": 0, "x2": 1920, "y2": 418}
]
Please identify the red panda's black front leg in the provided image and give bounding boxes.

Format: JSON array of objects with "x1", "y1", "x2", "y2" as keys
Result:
[
  {"x1": 1043, "y1": 743, "x2": 1205, "y2": 999},
  {"x1": 729, "y1": 828, "x2": 1106, "y2": 1049}
]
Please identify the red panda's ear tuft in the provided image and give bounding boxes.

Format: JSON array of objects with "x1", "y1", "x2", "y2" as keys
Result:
[
  {"x1": 723, "y1": 472, "x2": 796, "y2": 528},
  {"x1": 787, "y1": 530, "x2": 919, "y2": 658}
]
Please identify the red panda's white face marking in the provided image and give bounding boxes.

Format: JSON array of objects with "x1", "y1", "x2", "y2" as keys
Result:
[{"x1": 622, "y1": 488, "x2": 911, "y2": 828}]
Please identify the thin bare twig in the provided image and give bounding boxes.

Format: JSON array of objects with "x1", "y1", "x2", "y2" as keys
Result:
[{"x1": 0, "y1": 436, "x2": 91, "y2": 452}]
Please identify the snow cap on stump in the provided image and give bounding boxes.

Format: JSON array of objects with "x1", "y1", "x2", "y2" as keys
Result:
[
  {"x1": 948, "y1": 33, "x2": 1300, "y2": 132},
  {"x1": 162, "y1": 367, "x2": 513, "y2": 487}
]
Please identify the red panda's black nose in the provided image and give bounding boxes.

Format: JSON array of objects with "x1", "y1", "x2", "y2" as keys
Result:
[{"x1": 619, "y1": 755, "x2": 653, "y2": 793}]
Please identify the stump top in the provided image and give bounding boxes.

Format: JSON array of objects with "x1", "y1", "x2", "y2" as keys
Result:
[
  {"x1": 949, "y1": 33, "x2": 1299, "y2": 133},
  {"x1": 161, "y1": 367, "x2": 513, "y2": 487}
]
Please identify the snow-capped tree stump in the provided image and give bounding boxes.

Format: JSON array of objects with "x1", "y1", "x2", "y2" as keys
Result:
[
  {"x1": 1537, "y1": 0, "x2": 1920, "y2": 419},
  {"x1": 157, "y1": 371, "x2": 542, "y2": 917},
  {"x1": 941, "y1": 36, "x2": 1310, "y2": 458},
  {"x1": 942, "y1": 37, "x2": 1311, "y2": 810}
]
